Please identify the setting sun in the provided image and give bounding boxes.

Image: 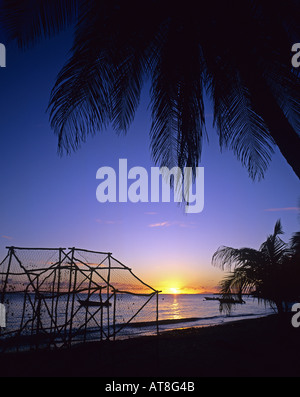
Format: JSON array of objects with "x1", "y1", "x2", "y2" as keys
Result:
[{"x1": 168, "y1": 287, "x2": 181, "y2": 294}]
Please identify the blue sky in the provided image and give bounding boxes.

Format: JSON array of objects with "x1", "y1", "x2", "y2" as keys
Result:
[{"x1": 0, "y1": 30, "x2": 299, "y2": 293}]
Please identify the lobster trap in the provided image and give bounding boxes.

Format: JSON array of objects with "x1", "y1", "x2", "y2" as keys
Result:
[{"x1": 0, "y1": 247, "x2": 159, "y2": 351}]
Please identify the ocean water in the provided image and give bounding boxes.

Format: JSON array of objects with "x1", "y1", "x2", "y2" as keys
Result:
[
  {"x1": 0, "y1": 293, "x2": 275, "y2": 349},
  {"x1": 154, "y1": 294, "x2": 274, "y2": 333}
]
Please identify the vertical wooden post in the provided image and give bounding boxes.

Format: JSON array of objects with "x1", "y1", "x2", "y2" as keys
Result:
[
  {"x1": 30, "y1": 270, "x2": 41, "y2": 351},
  {"x1": 50, "y1": 265, "x2": 57, "y2": 340},
  {"x1": 156, "y1": 291, "x2": 159, "y2": 336},
  {"x1": 36, "y1": 292, "x2": 41, "y2": 350},
  {"x1": 100, "y1": 287, "x2": 103, "y2": 341},
  {"x1": 54, "y1": 248, "x2": 63, "y2": 346},
  {"x1": 19, "y1": 289, "x2": 28, "y2": 335},
  {"x1": 1, "y1": 247, "x2": 14, "y2": 304},
  {"x1": 68, "y1": 248, "x2": 76, "y2": 347},
  {"x1": 113, "y1": 290, "x2": 117, "y2": 341},
  {"x1": 64, "y1": 249, "x2": 73, "y2": 344},
  {"x1": 107, "y1": 254, "x2": 112, "y2": 340},
  {"x1": 83, "y1": 269, "x2": 93, "y2": 344}
]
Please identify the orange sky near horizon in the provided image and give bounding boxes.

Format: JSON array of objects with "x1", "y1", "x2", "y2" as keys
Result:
[{"x1": 138, "y1": 259, "x2": 224, "y2": 295}]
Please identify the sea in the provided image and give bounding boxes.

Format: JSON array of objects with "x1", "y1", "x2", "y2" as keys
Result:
[
  {"x1": 0, "y1": 293, "x2": 275, "y2": 350},
  {"x1": 155, "y1": 293, "x2": 274, "y2": 330}
]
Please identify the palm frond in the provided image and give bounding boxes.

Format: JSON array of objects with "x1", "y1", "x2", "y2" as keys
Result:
[
  {"x1": 149, "y1": 17, "x2": 206, "y2": 174},
  {"x1": 265, "y1": 62, "x2": 300, "y2": 134},
  {"x1": 111, "y1": 53, "x2": 145, "y2": 134},
  {"x1": 209, "y1": 73, "x2": 275, "y2": 181},
  {"x1": 213, "y1": 220, "x2": 300, "y2": 314},
  {"x1": 1, "y1": 0, "x2": 78, "y2": 47},
  {"x1": 48, "y1": 50, "x2": 113, "y2": 153},
  {"x1": 219, "y1": 269, "x2": 256, "y2": 296},
  {"x1": 218, "y1": 265, "x2": 258, "y2": 314},
  {"x1": 49, "y1": 0, "x2": 164, "y2": 149},
  {"x1": 1, "y1": 0, "x2": 299, "y2": 179},
  {"x1": 291, "y1": 232, "x2": 300, "y2": 254},
  {"x1": 273, "y1": 219, "x2": 284, "y2": 237},
  {"x1": 212, "y1": 246, "x2": 263, "y2": 272},
  {"x1": 259, "y1": 220, "x2": 290, "y2": 265}
]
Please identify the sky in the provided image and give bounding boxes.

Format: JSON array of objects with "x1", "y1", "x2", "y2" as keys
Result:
[{"x1": 0, "y1": 30, "x2": 299, "y2": 294}]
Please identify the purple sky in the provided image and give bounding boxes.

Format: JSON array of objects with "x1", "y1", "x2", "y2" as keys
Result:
[{"x1": 0, "y1": 31, "x2": 299, "y2": 293}]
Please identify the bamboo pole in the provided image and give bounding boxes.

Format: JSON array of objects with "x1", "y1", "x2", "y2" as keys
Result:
[
  {"x1": 64, "y1": 250, "x2": 73, "y2": 344},
  {"x1": 107, "y1": 254, "x2": 112, "y2": 340},
  {"x1": 31, "y1": 274, "x2": 39, "y2": 345},
  {"x1": 49, "y1": 266, "x2": 57, "y2": 340},
  {"x1": 67, "y1": 248, "x2": 76, "y2": 347},
  {"x1": 109, "y1": 256, "x2": 132, "y2": 270},
  {"x1": 111, "y1": 255, "x2": 157, "y2": 293},
  {"x1": 18, "y1": 287, "x2": 30, "y2": 353},
  {"x1": 114, "y1": 290, "x2": 157, "y2": 297},
  {"x1": 156, "y1": 291, "x2": 159, "y2": 336},
  {"x1": 19, "y1": 287, "x2": 28, "y2": 334},
  {"x1": 83, "y1": 269, "x2": 94, "y2": 343},
  {"x1": 0, "y1": 251, "x2": 10, "y2": 268},
  {"x1": 113, "y1": 290, "x2": 117, "y2": 341},
  {"x1": 54, "y1": 249, "x2": 63, "y2": 347},
  {"x1": 114, "y1": 293, "x2": 156, "y2": 337},
  {"x1": 70, "y1": 247, "x2": 111, "y2": 256},
  {"x1": 1, "y1": 247, "x2": 13, "y2": 303},
  {"x1": 0, "y1": 251, "x2": 10, "y2": 304},
  {"x1": 35, "y1": 293, "x2": 42, "y2": 350},
  {"x1": 0, "y1": 246, "x2": 160, "y2": 350},
  {"x1": 72, "y1": 254, "x2": 113, "y2": 290},
  {"x1": 5, "y1": 246, "x2": 66, "y2": 251},
  {"x1": 100, "y1": 288, "x2": 103, "y2": 341}
]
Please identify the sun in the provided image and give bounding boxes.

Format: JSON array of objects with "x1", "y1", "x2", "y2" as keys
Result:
[{"x1": 169, "y1": 287, "x2": 180, "y2": 294}]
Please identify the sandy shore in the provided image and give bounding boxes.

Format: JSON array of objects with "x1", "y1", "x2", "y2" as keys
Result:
[{"x1": 0, "y1": 314, "x2": 299, "y2": 377}]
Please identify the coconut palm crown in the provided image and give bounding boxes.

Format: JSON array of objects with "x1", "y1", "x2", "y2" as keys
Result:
[
  {"x1": 1, "y1": 0, "x2": 300, "y2": 180},
  {"x1": 212, "y1": 220, "x2": 300, "y2": 314}
]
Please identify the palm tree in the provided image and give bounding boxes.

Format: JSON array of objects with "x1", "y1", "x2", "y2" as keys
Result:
[
  {"x1": 1, "y1": 1, "x2": 299, "y2": 180},
  {"x1": 212, "y1": 220, "x2": 300, "y2": 315}
]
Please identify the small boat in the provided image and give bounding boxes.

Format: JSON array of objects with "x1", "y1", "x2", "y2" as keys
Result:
[
  {"x1": 204, "y1": 297, "x2": 245, "y2": 304},
  {"x1": 219, "y1": 298, "x2": 246, "y2": 304},
  {"x1": 204, "y1": 297, "x2": 220, "y2": 301},
  {"x1": 78, "y1": 299, "x2": 112, "y2": 308}
]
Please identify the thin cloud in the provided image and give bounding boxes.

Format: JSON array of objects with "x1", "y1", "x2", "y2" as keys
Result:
[
  {"x1": 148, "y1": 221, "x2": 197, "y2": 229},
  {"x1": 1, "y1": 235, "x2": 12, "y2": 240},
  {"x1": 264, "y1": 207, "x2": 300, "y2": 212},
  {"x1": 148, "y1": 221, "x2": 170, "y2": 228}
]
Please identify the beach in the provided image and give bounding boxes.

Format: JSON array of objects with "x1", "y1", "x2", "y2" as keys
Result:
[{"x1": 0, "y1": 314, "x2": 299, "y2": 377}]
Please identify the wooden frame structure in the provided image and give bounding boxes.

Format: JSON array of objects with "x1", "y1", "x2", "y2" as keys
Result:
[{"x1": 0, "y1": 247, "x2": 160, "y2": 351}]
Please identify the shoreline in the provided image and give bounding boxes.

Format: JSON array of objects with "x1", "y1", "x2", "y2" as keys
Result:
[{"x1": 0, "y1": 314, "x2": 299, "y2": 377}]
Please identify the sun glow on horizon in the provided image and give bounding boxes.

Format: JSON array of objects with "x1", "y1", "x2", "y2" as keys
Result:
[
  {"x1": 148, "y1": 272, "x2": 222, "y2": 295},
  {"x1": 158, "y1": 283, "x2": 218, "y2": 295},
  {"x1": 168, "y1": 287, "x2": 181, "y2": 294}
]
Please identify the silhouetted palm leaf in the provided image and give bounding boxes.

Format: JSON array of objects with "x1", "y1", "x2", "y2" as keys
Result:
[
  {"x1": 213, "y1": 219, "x2": 300, "y2": 314},
  {"x1": 49, "y1": 50, "x2": 113, "y2": 152},
  {"x1": 291, "y1": 231, "x2": 300, "y2": 255},
  {"x1": 212, "y1": 80, "x2": 275, "y2": 180},
  {"x1": 1, "y1": 0, "x2": 77, "y2": 47},
  {"x1": 1, "y1": 0, "x2": 299, "y2": 178}
]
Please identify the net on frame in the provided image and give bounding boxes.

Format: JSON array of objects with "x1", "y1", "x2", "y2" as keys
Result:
[{"x1": 0, "y1": 247, "x2": 160, "y2": 352}]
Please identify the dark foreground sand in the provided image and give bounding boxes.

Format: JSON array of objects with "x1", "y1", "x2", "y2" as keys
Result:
[{"x1": 0, "y1": 315, "x2": 299, "y2": 377}]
